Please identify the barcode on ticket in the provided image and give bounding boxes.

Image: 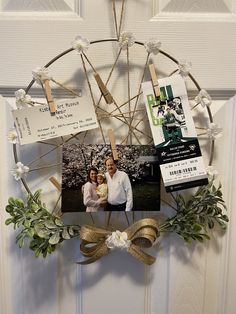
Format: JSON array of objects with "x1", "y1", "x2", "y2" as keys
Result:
[{"x1": 169, "y1": 167, "x2": 197, "y2": 176}]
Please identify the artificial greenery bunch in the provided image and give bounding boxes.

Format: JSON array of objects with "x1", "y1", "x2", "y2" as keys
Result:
[
  {"x1": 5, "y1": 181, "x2": 228, "y2": 260},
  {"x1": 5, "y1": 190, "x2": 80, "y2": 258},
  {"x1": 159, "y1": 180, "x2": 229, "y2": 242}
]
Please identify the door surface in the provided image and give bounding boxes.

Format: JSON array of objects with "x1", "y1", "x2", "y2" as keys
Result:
[{"x1": 0, "y1": 1, "x2": 236, "y2": 313}]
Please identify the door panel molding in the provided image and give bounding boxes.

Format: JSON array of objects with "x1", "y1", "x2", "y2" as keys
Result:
[
  {"x1": 0, "y1": 0, "x2": 82, "y2": 19},
  {"x1": 0, "y1": 87, "x2": 234, "y2": 100},
  {"x1": 152, "y1": 0, "x2": 236, "y2": 21}
]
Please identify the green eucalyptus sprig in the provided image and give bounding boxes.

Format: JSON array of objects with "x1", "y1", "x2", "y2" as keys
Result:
[
  {"x1": 159, "y1": 181, "x2": 229, "y2": 243},
  {"x1": 5, "y1": 190, "x2": 80, "y2": 257},
  {"x1": 5, "y1": 181, "x2": 229, "y2": 259}
]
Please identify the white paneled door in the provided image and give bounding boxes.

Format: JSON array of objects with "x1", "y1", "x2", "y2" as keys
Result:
[{"x1": 0, "y1": 1, "x2": 236, "y2": 314}]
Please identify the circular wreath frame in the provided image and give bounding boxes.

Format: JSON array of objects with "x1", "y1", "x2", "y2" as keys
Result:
[{"x1": 6, "y1": 38, "x2": 228, "y2": 265}]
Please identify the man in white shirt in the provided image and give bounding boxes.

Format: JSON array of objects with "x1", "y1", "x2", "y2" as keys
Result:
[{"x1": 105, "y1": 157, "x2": 133, "y2": 211}]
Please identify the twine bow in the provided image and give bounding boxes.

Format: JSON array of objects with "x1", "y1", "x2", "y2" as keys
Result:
[{"x1": 77, "y1": 218, "x2": 159, "y2": 265}]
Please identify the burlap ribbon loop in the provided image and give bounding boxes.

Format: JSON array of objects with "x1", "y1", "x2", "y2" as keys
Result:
[{"x1": 77, "y1": 218, "x2": 159, "y2": 265}]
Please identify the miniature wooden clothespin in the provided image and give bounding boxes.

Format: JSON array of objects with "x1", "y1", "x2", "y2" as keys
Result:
[
  {"x1": 94, "y1": 73, "x2": 113, "y2": 104},
  {"x1": 44, "y1": 79, "x2": 57, "y2": 114},
  {"x1": 149, "y1": 63, "x2": 160, "y2": 99},
  {"x1": 108, "y1": 129, "x2": 119, "y2": 160},
  {"x1": 49, "y1": 176, "x2": 61, "y2": 191}
]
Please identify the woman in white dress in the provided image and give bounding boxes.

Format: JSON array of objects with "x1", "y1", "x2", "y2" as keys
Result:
[{"x1": 83, "y1": 167, "x2": 106, "y2": 212}]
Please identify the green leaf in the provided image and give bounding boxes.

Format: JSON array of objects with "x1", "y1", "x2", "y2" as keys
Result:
[
  {"x1": 8, "y1": 197, "x2": 16, "y2": 206},
  {"x1": 33, "y1": 189, "x2": 42, "y2": 201},
  {"x1": 202, "y1": 234, "x2": 210, "y2": 240},
  {"x1": 18, "y1": 237, "x2": 24, "y2": 248},
  {"x1": 34, "y1": 223, "x2": 44, "y2": 233},
  {"x1": 216, "y1": 219, "x2": 227, "y2": 230},
  {"x1": 35, "y1": 248, "x2": 42, "y2": 257},
  {"x1": 37, "y1": 229, "x2": 50, "y2": 239},
  {"x1": 31, "y1": 203, "x2": 40, "y2": 212},
  {"x1": 55, "y1": 218, "x2": 63, "y2": 227},
  {"x1": 193, "y1": 224, "x2": 202, "y2": 232},
  {"x1": 34, "y1": 224, "x2": 50, "y2": 238},
  {"x1": 14, "y1": 198, "x2": 25, "y2": 208},
  {"x1": 208, "y1": 219, "x2": 214, "y2": 229},
  {"x1": 49, "y1": 231, "x2": 60, "y2": 245},
  {"x1": 5, "y1": 218, "x2": 13, "y2": 225},
  {"x1": 199, "y1": 216, "x2": 205, "y2": 224},
  {"x1": 47, "y1": 245, "x2": 53, "y2": 254},
  {"x1": 45, "y1": 220, "x2": 57, "y2": 229},
  {"x1": 27, "y1": 228, "x2": 35, "y2": 238},
  {"x1": 62, "y1": 228, "x2": 70, "y2": 240},
  {"x1": 16, "y1": 233, "x2": 24, "y2": 241},
  {"x1": 194, "y1": 235, "x2": 204, "y2": 242},
  {"x1": 29, "y1": 239, "x2": 39, "y2": 250},
  {"x1": 69, "y1": 226, "x2": 74, "y2": 236},
  {"x1": 182, "y1": 236, "x2": 192, "y2": 244},
  {"x1": 16, "y1": 218, "x2": 25, "y2": 228},
  {"x1": 30, "y1": 212, "x2": 44, "y2": 221},
  {"x1": 5, "y1": 205, "x2": 13, "y2": 213},
  {"x1": 222, "y1": 215, "x2": 229, "y2": 222},
  {"x1": 42, "y1": 249, "x2": 48, "y2": 258},
  {"x1": 23, "y1": 220, "x2": 31, "y2": 228}
]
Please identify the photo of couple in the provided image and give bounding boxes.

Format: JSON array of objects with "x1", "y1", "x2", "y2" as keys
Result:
[
  {"x1": 83, "y1": 156, "x2": 132, "y2": 212},
  {"x1": 62, "y1": 144, "x2": 161, "y2": 212}
]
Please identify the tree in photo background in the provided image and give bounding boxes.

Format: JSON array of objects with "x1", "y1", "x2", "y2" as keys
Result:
[{"x1": 62, "y1": 144, "x2": 158, "y2": 189}]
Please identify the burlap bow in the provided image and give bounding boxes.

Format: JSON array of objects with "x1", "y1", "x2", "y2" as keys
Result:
[{"x1": 77, "y1": 218, "x2": 159, "y2": 265}]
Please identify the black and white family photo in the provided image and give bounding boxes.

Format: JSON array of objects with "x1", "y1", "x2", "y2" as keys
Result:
[{"x1": 62, "y1": 144, "x2": 161, "y2": 212}]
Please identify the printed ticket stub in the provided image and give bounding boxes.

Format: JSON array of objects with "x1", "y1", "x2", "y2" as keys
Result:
[
  {"x1": 12, "y1": 97, "x2": 98, "y2": 145},
  {"x1": 142, "y1": 74, "x2": 208, "y2": 192}
]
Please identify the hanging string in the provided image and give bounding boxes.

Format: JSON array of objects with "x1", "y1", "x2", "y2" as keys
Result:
[
  {"x1": 118, "y1": 0, "x2": 126, "y2": 39},
  {"x1": 104, "y1": 48, "x2": 122, "y2": 84},
  {"x1": 89, "y1": 213, "x2": 95, "y2": 225},
  {"x1": 29, "y1": 163, "x2": 62, "y2": 172},
  {"x1": 80, "y1": 49, "x2": 140, "y2": 143},
  {"x1": 80, "y1": 50, "x2": 149, "y2": 146},
  {"x1": 112, "y1": 0, "x2": 119, "y2": 39},
  {"x1": 26, "y1": 131, "x2": 81, "y2": 167},
  {"x1": 99, "y1": 108, "x2": 145, "y2": 119},
  {"x1": 95, "y1": 48, "x2": 122, "y2": 111},
  {"x1": 121, "y1": 116, "x2": 150, "y2": 144},
  {"x1": 109, "y1": 90, "x2": 143, "y2": 114},
  {"x1": 52, "y1": 193, "x2": 62, "y2": 216},
  {"x1": 80, "y1": 53, "x2": 107, "y2": 144},
  {"x1": 96, "y1": 102, "x2": 146, "y2": 144},
  {"x1": 127, "y1": 115, "x2": 151, "y2": 143},
  {"x1": 37, "y1": 141, "x2": 59, "y2": 147},
  {"x1": 82, "y1": 52, "x2": 97, "y2": 73},
  {"x1": 99, "y1": 85, "x2": 141, "y2": 144},
  {"x1": 106, "y1": 211, "x2": 112, "y2": 228},
  {"x1": 121, "y1": 53, "x2": 151, "y2": 144},
  {"x1": 126, "y1": 47, "x2": 132, "y2": 144},
  {"x1": 124, "y1": 211, "x2": 130, "y2": 226},
  {"x1": 51, "y1": 78, "x2": 81, "y2": 98},
  {"x1": 81, "y1": 130, "x2": 89, "y2": 144},
  {"x1": 161, "y1": 198, "x2": 177, "y2": 211},
  {"x1": 129, "y1": 53, "x2": 150, "y2": 125}
]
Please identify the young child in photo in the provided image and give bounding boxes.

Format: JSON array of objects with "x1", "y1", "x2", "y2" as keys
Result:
[{"x1": 96, "y1": 172, "x2": 108, "y2": 200}]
